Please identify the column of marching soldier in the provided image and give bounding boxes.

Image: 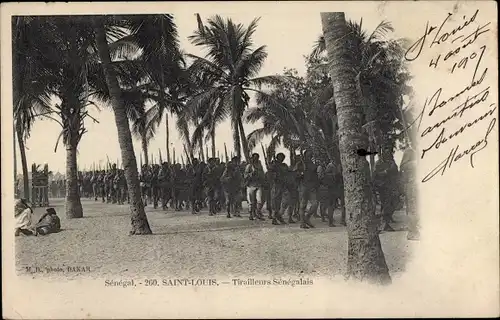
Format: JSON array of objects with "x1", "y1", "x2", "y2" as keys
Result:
[{"x1": 69, "y1": 147, "x2": 415, "y2": 231}]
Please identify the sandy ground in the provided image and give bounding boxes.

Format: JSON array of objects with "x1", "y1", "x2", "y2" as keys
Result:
[{"x1": 15, "y1": 198, "x2": 411, "y2": 280}]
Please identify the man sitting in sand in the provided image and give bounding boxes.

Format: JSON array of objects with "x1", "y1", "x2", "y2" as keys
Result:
[
  {"x1": 35, "y1": 208, "x2": 61, "y2": 235},
  {"x1": 15, "y1": 198, "x2": 36, "y2": 236}
]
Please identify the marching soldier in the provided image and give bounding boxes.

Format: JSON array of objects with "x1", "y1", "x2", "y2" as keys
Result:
[
  {"x1": 189, "y1": 159, "x2": 204, "y2": 214},
  {"x1": 108, "y1": 164, "x2": 118, "y2": 204},
  {"x1": 150, "y1": 164, "x2": 161, "y2": 209},
  {"x1": 84, "y1": 172, "x2": 93, "y2": 198},
  {"x1": 203, "y1": 158, "x2": 220, "y2": 216},
  {"x1": 268, "y1": 153, "x2": 288, "y2": 225},
  {"x1": 97, "y1": 170, "x2": 106, "y2": 202},
  {"x1": 221, "y1": 156, "x2": 242, "y2": 218},
  {"x1": 158, "y1": 162, "x2": 171, "y2": 210},
  {"x1": 91, "y1": 170, "x2": 99, "y2": 201},
  {"x1": 263, "y1": 166, "x2": 273, "y2": 219},
  {"x1": 171, "y1": 163, "x2": 184, "y2": 211},
  {"x1": 244, "y1": 153, "x2": 266, "y2": 221},
  {"x1": 140, "y1": 164, "x2": 152, "y2": 206},
  {"x1": 104, "y1": 168, "x2": 113, "y2": 203},
  {"x1": 297, "y1": 150, "x2": 319, "y2": 229},
  {"x1": 373, "y1": 148, "x2": 400, "y2": 232},
  {"x1": 318, "y1": 158, "x2": 343, "y2": 227},
  {"x1": 114, "y1": 169, "x2": 127, "y2": 205},
  {"x1": 215, "y1": 159, "x2": 225, "y2": 213},
  {"x1": 279, "y1": 162, "x2": 299, "y2": 224}
]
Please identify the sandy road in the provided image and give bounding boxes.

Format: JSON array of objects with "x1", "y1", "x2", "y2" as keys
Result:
[{"x1": 15, "y1": 199, "x2": 411, "y2": 280}]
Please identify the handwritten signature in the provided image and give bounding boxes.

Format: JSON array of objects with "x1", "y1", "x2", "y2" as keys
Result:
[
  {"x1": 407, "y1": 7, "x2": 497, "y2": 184},
  {"x1": 422, "y1": 117, "x2": 496, "y2": 183}
]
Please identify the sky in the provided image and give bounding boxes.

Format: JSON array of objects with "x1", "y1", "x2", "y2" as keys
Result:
[{"x1": 10, "y1": 1, "x2": 488, "y2": 174}]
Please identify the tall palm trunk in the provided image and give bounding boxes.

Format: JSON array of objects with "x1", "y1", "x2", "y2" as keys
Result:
[
  {"x1": 238, "y1": 119, "x2": 250, "y2": 162},
  {"x1": 232, "y1": 121, "x2": 242, "y2": 159},
  {"x1": 211, "y1": 128, "x2": 216, "y2": 158},
  {"x1": 199, "y1": 132, "x2": 205, "y2": 162},
  {"x1": 65, "y1": 137, "x2": 83, "y2": 218},
  {"x1": 94, "y1": 17, "x2": 152, "y2": 235},
  {"x1": 165, "y1": 112, "x2": 171, "y2": 163},
  {"x1": 16, "y1": 123, "x2": 30, "y2": 201},
  {"x1": 142, "y1": 135, "x2": 149, "y2": 166},
  {"x1": 321, "y1": 12, "x2": 391, "y2": 284}
]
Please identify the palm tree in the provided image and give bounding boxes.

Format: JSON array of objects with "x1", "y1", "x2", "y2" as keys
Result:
[
  {"x1": 311, "y1": 19, "x2": 413, "y2": 164},
  {"x1": 245, "y1": 72, "x2": 307, "y2": 157},
  {"x1": 123, "y1": 15, "x2": 187, "y2": 165},
  {"x1": 124, "y1": 92, "x2": 156, "y2": 166},
  {"x1": 12, "y1": 17, "x2": 53, "y2": 202},
  {"x1": 93, "y1": 16, "x2": 152, "y2": 234},
  {"x1": 38, "y1": 16, "x2": 103, "y2": 218},
  {"x1": 321, "y1": 12, "x2": 391, "y2": 284},
  {"x1": 186, "y1": 14, "x2": 282, "y2": 162},
  {"x1": 246, "y1": 67, "x2": 338, "y2": 164}
]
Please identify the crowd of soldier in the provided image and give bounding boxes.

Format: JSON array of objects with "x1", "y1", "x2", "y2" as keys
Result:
[{"x1": 65, "y1": 146, "x2": 416, "y2": 235}]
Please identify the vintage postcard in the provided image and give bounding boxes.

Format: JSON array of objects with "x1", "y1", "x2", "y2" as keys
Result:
[{"x1": 1, "y1": 1, "x2": 498, "y2": 318}]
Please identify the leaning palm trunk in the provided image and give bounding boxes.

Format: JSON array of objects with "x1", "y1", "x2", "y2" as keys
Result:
[
  {"x1": 16, "y1": 123, "x2": 30, "y2": 201},
  {"x1": 94, "y1": 17, "x2": 152, "y2": 235},
  {"x1": 321, "y1": 12, "x2": 391, "y2": 285}
]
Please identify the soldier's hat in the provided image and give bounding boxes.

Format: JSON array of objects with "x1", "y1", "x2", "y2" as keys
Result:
[{"x1": 46, "y1": 207, "x2": 57, "y2": 215}]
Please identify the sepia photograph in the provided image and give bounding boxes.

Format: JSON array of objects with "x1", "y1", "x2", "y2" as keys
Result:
[{"x1": 2, "y1": 1, "x2": 498, "y2": 318}]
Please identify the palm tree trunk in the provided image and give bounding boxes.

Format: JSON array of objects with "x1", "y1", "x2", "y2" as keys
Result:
[
  {"x1": 65, "y1": 138, "x2": 83, "y2": 218},
  {"x1": 142, "y1": 136, "x2": 149, "y2": 166},
  {"x1": 94, "y1": 17, "x2": 152, "y2": 235},
  {"x1": 165, "y1": 112, "x2": 171, "y2": 163},
  {"x1": 211, "y1": 128, "x2": 216, "y2": 158},
  {"x1": 16, "y1": 123, "x2": 30, "y2": 201},
  {"x1": 321, "y1": 12, "x2": 391, "y2": 285},
  {"x1": 232, "y1": 121, "x2": 242, "y2": 159},
  {"x1": 199, "y1": 133, "x2": 205, "y2": 162},
  {"x1": 238, "y1": 119, "x2": 250, "y2": 162}
]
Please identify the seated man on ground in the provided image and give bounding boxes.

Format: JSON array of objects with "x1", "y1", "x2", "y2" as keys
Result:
[
  {"x1": 15, "y1": 198, "x2": 36, "y2": 236},
  {"x1": 35, "y1": 207, "x2": 61, "y2": 235}
]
